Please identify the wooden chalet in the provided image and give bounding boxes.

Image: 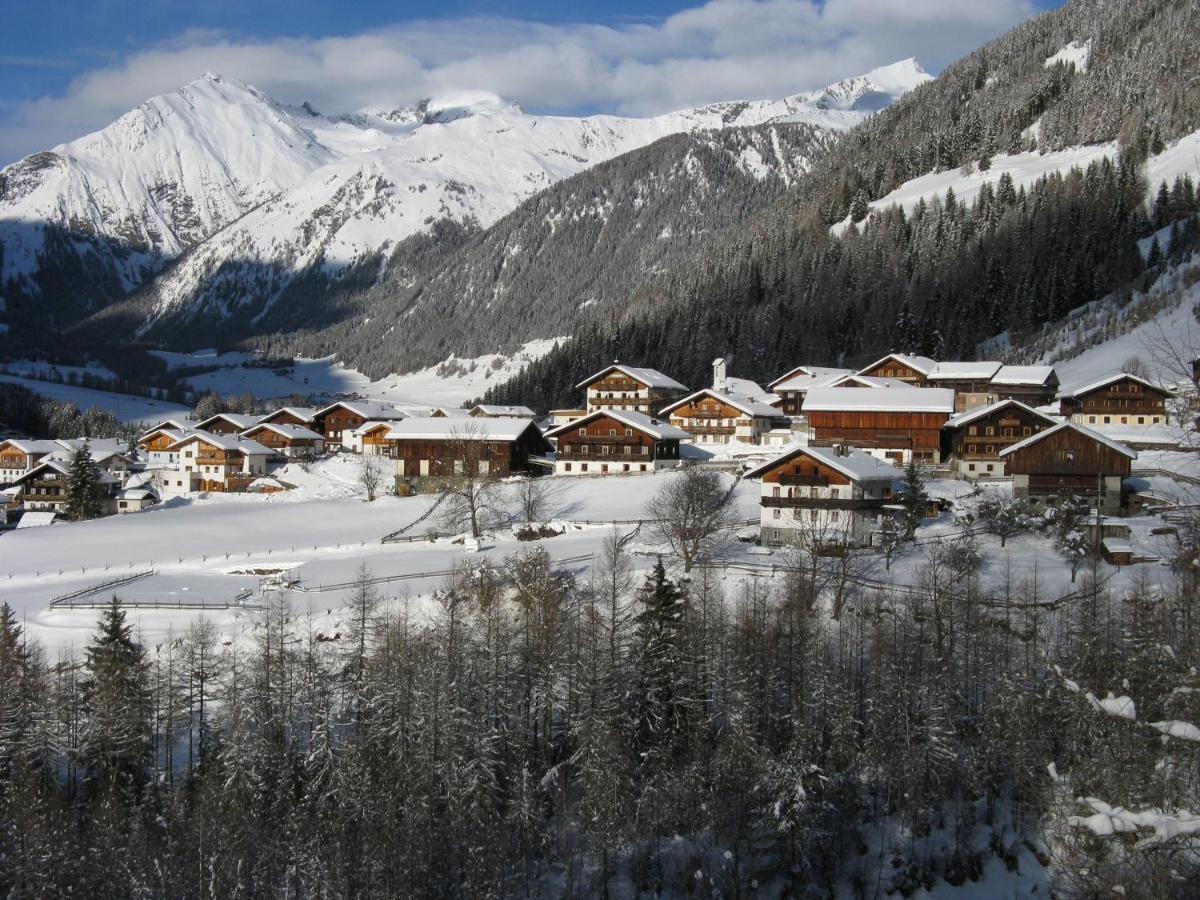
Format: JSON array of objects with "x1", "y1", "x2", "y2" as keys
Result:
[
  {"x1": 856, "y1": 353, "x2": 936, "y2": 386},
  {"x1": 0, "y1": 439, "x2": 60, "y2": 486},
  {"x1": 384, "y1": 417, "x2": 552, "y2": 481},
  {"x1": 999, "y1": 422, "x2": 1136, "y2": 514},
  {"x1": 576, "y1": 364, "x2": 687, "y2": 415},
  {"x1": 314, "y1": 401, "x2": 408, "y2": 449},
  {"x1": 544, "y1": 410, "x2": 690, "y2": 476},
  {"x1": 257, "y1": 406, "x2": 319, "y2": 427},
  {"x1": 746, "y1": 444, "x2": 898, "y2": 548},
  {"x1": 161, "y1": 433, "x2": 276, "y2": 497},
  {"x1": 13, "y1": 458, "x2": 119, "y2": 515},
  {"x1": 927, "y1": 361, "x2": 1003, "y2": 411},
  {"x1": 195, "y1": 413, "x2": 260, "y2": 434},
  {"x1": 469, "y1": 404, "x2": 536, "y2": 418},
  {"x1": 346, "y1": 421, "x2": 397, "y2": 455},
  {"x1": 137, "y1": 427, "x2": 193, "y2": 467},
  {"x1": 240, "y1": 423, "x2": 325, "y2": 459},
  {"x1": 989, "y1": 365, "x2": 1059, "y2": 407},
  {"x1": 659, "y1": 389, "x2": 783, "y2": 445},
  {"x1": 803, "y1": 387, "x2": 956, "y2": 465},
  {"x1": 942, "y1": 399, "x2": 1057, "y2": 479},
  {"x1": 770, "y1": 371, "x2": 854, "y2": 416},
  {"x1": 1059, "y1": 373, "x2": 1173, "y2": 426}
]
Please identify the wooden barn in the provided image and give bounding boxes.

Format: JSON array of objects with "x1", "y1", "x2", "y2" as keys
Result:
[
  {"x1": 659, "y1": 388, "x2": 783, "y2": 445},
  {"x1": 544, "y1": 409, "x2": 690, "y2": 475},
  {"x1": 767, "y1": 365, "x2": 849, "y2": 394},
  {"x1": 257, "y1": 406, "x2": 319, "y2": 427},
  {"x1": 989, "y1": 365, "x2": 1060, "y2": 407},
  {"x1": 576, "y1": 364, "x2": 688, "y2": 415},
  {"x1": 194, "y1": 413, "x2": 260, "y2": 434},
  {"x1": 942, "y1": 399, "x2": 1057, "y2": 479},
  {"x1": 385, "y1": 417, "x2": 552, "y2": 480},
  {"x1": 746, "y1": 444, "x2": 898, "y2": 548},
  {"x1": 999, "y1": 422, "x2": 1136, "y2": 514},
  {"x1": 927, "y1": 361, "x2": 1002, "y2": 411},
  {"x1": 856, "y1": 353, "x2": 936, "y2": 386},
  {"x1": 803, "y1": 387, "x2": 955, "y2": 465},
  {"x1": 1058, "y1": 373, "x2": 1173, "y2": 426}
]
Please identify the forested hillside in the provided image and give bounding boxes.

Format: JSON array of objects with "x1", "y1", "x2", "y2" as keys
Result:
[{"x1": 482, "y1": 0, "x2": 1200, "y2": 408}]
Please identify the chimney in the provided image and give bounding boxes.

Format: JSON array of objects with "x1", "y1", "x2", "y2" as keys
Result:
[{"x1": 712, "y1": 357, "x2": 727, "y2": 392}]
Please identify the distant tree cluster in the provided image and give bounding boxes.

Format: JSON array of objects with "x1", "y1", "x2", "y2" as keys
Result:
[{"x1": 0, "y1": 382, "x2": 140, "y2": 442}]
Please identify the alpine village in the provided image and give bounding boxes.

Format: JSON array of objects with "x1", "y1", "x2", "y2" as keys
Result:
[{"x1": 2, "y1": 0, "x2": 1200, "y2": 897}]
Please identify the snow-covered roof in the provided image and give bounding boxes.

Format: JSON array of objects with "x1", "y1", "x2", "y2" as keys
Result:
[
  {"x1": 16, "y1": 511, "x2": 56, "y2": 528},
  {"x1": 928, "y1": 361, "x2": 1002, "y2": 380},
  {"x1": 0, "y1": 439, "x2": 59, "y2": 456},
  {"x1": 470, "y1": 404, "x2": 537, "y2": 417},
  {"x1": 15, "y1": 458, "x2": 70, "y2": 480},
  {"x1": 258, "y1": 406, "x2": 317, "y2": 424},
  {"x1": 314, "y1": 400, "x2": 409, "y2": 420},
  {"x1": 857, "y1": 353, "x2": 936, "y2": 377},
  {"x1": 803, "y1": 387, "x2": 956, "y2": 413},
  {"x1": 167, "y1": 432, "x2": 275, "y2": 455},
  {"x1": 990, "y1": 365, "x2": 1057, "y2": 386},
  {"x1": 745, "y1": 444, "x2": 900, "y2": 484},
  {"x1": 544, "y1": 409, "x2": 692, "y2": 440},
  {"x1": 243, "y1": 422, "x2": 324, "y2": 441},
  {"x1": 348, "y1": 420, "x2": 395, "y2": 437},
  {"x1": 944, "y1": 398, "x2": 1057, "y2": 430},
  {"x1": 773, "y1": 371, "x2": 850, "y2": 392},
  {"x1": 659, "y1": 388, "x2": 782, "y2": 419},
  {"x1": 768, "y1": 365, "x2": 849, "y2": 389},
  {"x1": 997, "y1": 421, "x2": 1138, "y2": 460},
  {"x1": 575, "y1": 364, "x2": 687, "y2": 391},
  {"x1": 384, "y1": 416, "x2": 543, "y2": 442},
  {"x1": 137, "y1": 427, "x2": 192, "y2": 445},
  {"x1": 195, "y1": 412, "x2": 260, "y2": 431},
  {"x1": 143, "y1": 416, "x2": 192, "y2": 432},
  {"x1": 831, "y1": 374, "x2": 907, "y2": 389},
  {"x1": 118, "y1": 488, "x2": 156, "y2": 501},
  {"x1": 1060, "y1": 371, "x2": 1174, "y2": 399},
  {"x1": 722, "y1": 377, "x2": 775, "y2": 403}
]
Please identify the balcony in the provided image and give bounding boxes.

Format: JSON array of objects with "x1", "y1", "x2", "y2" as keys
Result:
[
  {"x1": 777, "y1": 473, "x2": 829, "y2": 487},
  {"x1": 762, "y1": 495, "x2": 883, "y2": 511}
]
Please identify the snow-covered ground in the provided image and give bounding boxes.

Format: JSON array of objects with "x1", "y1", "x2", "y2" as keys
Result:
[
  {"x1": 0, "y1": 373, "x2": 192, "y2": 423},
  {"x1": 148, "y1": 336, "x2": 565, "y2": 406}
]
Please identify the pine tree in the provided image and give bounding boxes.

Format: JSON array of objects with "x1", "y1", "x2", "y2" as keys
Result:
[
  {"x1": 849, "y1": 189, "x2": 871, "y2": 223},
  {"x1": 898, "y1": 462, "x2": 929, "y2": 539},
  {"x1": 65, "y1": 441, "x2": 101, "y2": 521},
  {"x1": 80, "y1": 597, "x2": 152, "y2": 796},
  {"x1": 633, "y1": 559, "x2": 688, "y2": 757}
]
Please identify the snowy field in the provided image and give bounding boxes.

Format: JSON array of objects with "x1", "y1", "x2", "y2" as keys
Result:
[
  {"x1": 1, "y1": 456, "x2": 1185, "y2": 661},
  {"x1": 0, "y1": 373, "x2": 192, "y2": 423},
  {"x1": 150, "y1": 337, "x2": 564, "y2": 406}
]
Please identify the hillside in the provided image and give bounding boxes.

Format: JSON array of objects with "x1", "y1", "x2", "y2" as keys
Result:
[{"x1": 481, "y1": 0, "x2": 1200, "y2": 409}]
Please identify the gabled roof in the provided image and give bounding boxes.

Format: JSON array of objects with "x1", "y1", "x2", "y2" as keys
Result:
[
  {"x1": 944, "y1": 398, "x2": 1058, "y2": 430},
  {"x1": 314, "y1": 400, "x2": 409, "y2": 420},
  {"x1": 990, "y1": 365, "x2": 1058, "y2": 386},
  {"x1": 137, "y1": 427, "x2": 192, "y2": 445},
  {"x1": 258, "y1": 406, "x2": 318, "y2": 424},
  {"x1": 998, "y1": 421, "x2": 1138, "y2": 460},
  {"x1": 575, "y1": 364, "x2": 687, "y2": 392},
  {"x1": 13, "y1": 458, "x2": 70, "y2": 481},
  {"x1": 659, "y1": 388, "x2": 782, "y2": 419},
  {"x1": 745, "y1": 444, "x2": 900, "y2": 483},
  {"x1": 927, "y1": 361, "x2": 1002, "y2": 380},
  {"x1": 857, "y1": 352, "x2": 936, "y2": 377},
  {"x1": 349, "y1": 420, "x2": 395, "y2": 437},
  {"x1": 195, "y1": 413, "x2": 260, "y2": 431},
  {"x1": 767, "y1": 365, "x2": 850, "y2": 390},
  {"x1": 1060, "y1": 371, "x2": 1174, "y2": 400},
  {"x1": 830, "y1": 374, "x2": 907, "y2": 389},
  {"x1": 723, "y1": 377, "x2": 776, "y2": 403},
  {"x1": 470, "y1": 404, "x2": 537, "y2": 417},
  {"x1": 0, "y1": 438, "x2": 60, "y2": 456},
  {"x1": 142, "y1": 416, "x2": 192, "y2": 432},
  {"x1": 773, "y1": 371, "x2": 851, "y2": 392},
  {"x1": 243, "y1": 422, "x2": 324, "y2": 441},
  {"x1": 544, "y1": 408, "x2": 692, "y2": 441},
  {"x1": 384, "y1": 416, "x2": 546, "y2": 442},
  {"x1": 803, "y1": 386, "x2": 956, "y2": 413},
  {"x1": 167, "y1": 432, "x2": 275, "y2": 455}
]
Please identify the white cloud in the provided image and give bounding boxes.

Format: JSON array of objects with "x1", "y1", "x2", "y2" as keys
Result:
[{"x1": 0, "y1": 0, "x2": 1036, "y2": 163}]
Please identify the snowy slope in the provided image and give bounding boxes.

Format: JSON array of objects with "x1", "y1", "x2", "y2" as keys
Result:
[
  {"x1": 1, "y1": 60, "x2": 928, "y2": 330},
  {"x1": 0, "y1": 373, "x2": 192, "y2": 422}
]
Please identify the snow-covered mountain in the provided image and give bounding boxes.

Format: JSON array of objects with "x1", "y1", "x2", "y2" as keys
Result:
[{"x1": 0, "y1": 59, "x2": 930, "y2": 334}]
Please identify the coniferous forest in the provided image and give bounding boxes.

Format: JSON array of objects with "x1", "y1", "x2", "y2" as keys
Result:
[{"x1": 2, "y1": 530, "x2": 1198, "y2": 897}]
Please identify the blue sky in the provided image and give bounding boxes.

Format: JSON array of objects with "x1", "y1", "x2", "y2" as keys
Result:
[{"x1": 1, "y1": 0, "x2": 1061, "y2": 164}]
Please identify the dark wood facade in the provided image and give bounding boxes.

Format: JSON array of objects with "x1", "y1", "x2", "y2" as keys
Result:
[
  {"x1": 1004, "y1": 425, "x2": 1134, "y2": 512},
  {"x1": 1060, "y1": 375, "x2": 1171, "y2": 424},
  {"x1": 857, "y1": 356, "x2": 930, "y2": 385},
  {"x1": 554, "y1": 413, "x2": 681, "y2": 473},
  {"x1": 666, "y1": 396, "x2": 768, "y2": 443},
  {"x1": 319, "y1": 405, "x2": 370, "y2": 446},
  {"x1": 241, "y1": 425, "x2": 323, "y2": 456},
  {"x1": 388, "y1": 427, "x2": 552, "y2": 479},
  {"x1": 944, "y1": 403, "x2": 1054, "y2": 476},
  {"x1": 259, "y1": 409, "x2": 315, "y2": 427},
  {"x1": 582, "y1": 372, "x2": 686, "y2": 414},
  {"x1": 808, "y1": 410, "x2": 948, "y2": 462}
]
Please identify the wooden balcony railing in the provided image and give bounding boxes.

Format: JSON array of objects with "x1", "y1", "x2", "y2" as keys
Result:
[{"x1": 762, "y1": 496, "x2": 883, "y2": 511}]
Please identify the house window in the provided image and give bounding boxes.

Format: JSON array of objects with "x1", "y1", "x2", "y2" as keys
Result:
[
  {"x1": 602, "y1": 445, "x2": 610, "y2": 455},
  {"x1": 581, "y1": 446, "x2": 589, "y2": 454},
  {"x1": 640, "y1": 446, "x2": 649, "y2": 455},
  {"x1": 608, "y1": 428, "x2": 617, "y2": 436},
  {"x1": 578, "y1": 428, "x2": 586, "y2": 436},
  {"x1": 624, "y1": 429, "x2": 633, "y2": 437},
  {"x1": 581, "y1": 464, "x2": 588, "y2": 472},
  {"x1": 968, "y1": 463, "x2": 976, "y2": 472},
  {"x1": 773, "y1": 508, "x2": 781, "y2": 519}
]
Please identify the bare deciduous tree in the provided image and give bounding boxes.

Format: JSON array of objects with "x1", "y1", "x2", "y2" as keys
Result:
[
  {"x1": 644, "y1": 467, "x2": 735, "y2": 572},
  {"x1": 359, "y1": 453, "x2": 387, "y2": 502},
  {"x1": 439, "y1": 422, "x2": 501, "y2": 538}
]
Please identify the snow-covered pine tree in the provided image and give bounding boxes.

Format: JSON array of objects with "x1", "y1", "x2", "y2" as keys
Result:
[{"x1": 64, "y1": 440, "x2": 102, "y2": 521}]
